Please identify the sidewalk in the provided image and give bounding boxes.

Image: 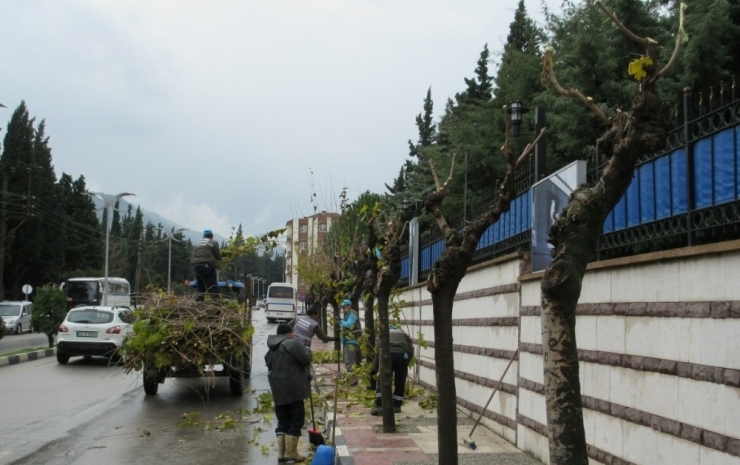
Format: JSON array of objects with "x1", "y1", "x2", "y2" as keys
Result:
[
  {"x1": 0, "y1": 347, "x2": 56, "y2": 367},
  {"x1": 310, "y1": 339, "x2": 542, "y2": 465}
]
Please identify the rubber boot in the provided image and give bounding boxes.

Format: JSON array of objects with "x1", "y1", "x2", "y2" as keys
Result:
[
  {"x1": 284, "y1": 435, "x2": 306, "y2": 462},
  {"x1": 277, "y1": 433, "x2": 287, "y2": 462}
]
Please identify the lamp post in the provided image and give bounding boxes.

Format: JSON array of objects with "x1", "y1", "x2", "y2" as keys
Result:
[
  {"x1": 246, "y1": 274, "x2": 254, "y2": 303},
  {"x1": 88, "y1": 191, "x2": 135, "y2": 306},
  {"x1": 508, "y1": 101, "x2": 547, "y2": 180},
  {"x1": 163, "y1": 228, "x2": 187, "y2": 295}
]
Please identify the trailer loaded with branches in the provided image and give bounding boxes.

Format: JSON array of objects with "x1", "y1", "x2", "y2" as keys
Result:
[{"x1": 122, "y1": 294, "x2": 253, "y2": 396}]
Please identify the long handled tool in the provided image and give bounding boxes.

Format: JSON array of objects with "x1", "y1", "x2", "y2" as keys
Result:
[
  {"x1": 308, "y1": 369, "x2": 326, "y2": 446},
  {"x1": 463, "y1": 349, "x2": 519, "y2": 450},
  {"x1": 330, "y1": 368, "x2": 340, "y2": 464}
]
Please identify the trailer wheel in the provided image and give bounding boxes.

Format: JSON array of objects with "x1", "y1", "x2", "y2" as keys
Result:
[
  {"x1": 143, "y1": 370, "x2": 159, "y2": 396},
  {"x1": 229, "y1": 358, "x2": 245, "y2": 396}
]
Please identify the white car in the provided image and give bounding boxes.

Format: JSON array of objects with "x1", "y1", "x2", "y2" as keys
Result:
[{"x1": 55, "y1": 306, "x2": 134, "y2": 364}]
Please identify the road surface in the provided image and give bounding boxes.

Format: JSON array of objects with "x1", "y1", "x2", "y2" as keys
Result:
[{"x1": 0, "y1": 310, "x2": 285, "y2": 465}]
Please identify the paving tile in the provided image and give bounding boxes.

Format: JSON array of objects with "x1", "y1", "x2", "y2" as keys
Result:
[{"x1": 310, "y1": 355, "x2": 543, "y2": 465}]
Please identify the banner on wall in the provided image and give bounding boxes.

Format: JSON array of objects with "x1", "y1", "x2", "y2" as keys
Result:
[{"x1": 531, "y1": 160, "x2": 587, "y2": 272}]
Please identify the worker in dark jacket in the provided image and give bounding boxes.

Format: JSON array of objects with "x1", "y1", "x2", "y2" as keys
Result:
[
  {"x1": 192, "y1": 229, "x2": 221, "y2": 302},
  {"x1": 370, "y1": 325, "x2": 414, "y2": 415},
  {"x1": 289, "y1": 306, "x2": 337, "y2": 348},
  {"x1": 265, "y1": 323, "x2": 312, "y2": 463}
]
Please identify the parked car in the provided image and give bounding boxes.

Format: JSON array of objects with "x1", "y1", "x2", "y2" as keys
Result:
[
  {"x1": 55, "y1": 306, "x2": 134, "y2": 364},
  {"x1": 0, "y1": 301, "x2": 33, "y2": 334}
]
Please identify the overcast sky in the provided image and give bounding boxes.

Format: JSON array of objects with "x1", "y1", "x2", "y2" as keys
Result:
[{"x1": 0, "y1": 0, "x2": 557, "y2": 240}]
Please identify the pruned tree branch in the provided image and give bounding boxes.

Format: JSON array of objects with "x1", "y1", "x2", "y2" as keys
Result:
[
  {"x1": 474, "y1": 107, "x2": 546, "y2": 232},
  {"x1": 517, "y1": 128, "x2": 547, "y2": 166},
  {"x1": 425, "y1": 153, "x2": 458, "y2": 241},
  {"x1": 657, "y1": 3, "x2": 687, "y2": 79},
  {"x1": 428, "y1": 158, "x2": 442, "y2": 190},
  {"x1": 594, "y1": 0, "x2": 656, "y2": 47},
  {"x1": 542, "y1": 48, "x2": 610, "y2": 124}
]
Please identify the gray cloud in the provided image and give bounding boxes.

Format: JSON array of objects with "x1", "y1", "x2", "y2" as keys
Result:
[{"x1": 0, "y1": 0, "x2": 555, "y2": 239}]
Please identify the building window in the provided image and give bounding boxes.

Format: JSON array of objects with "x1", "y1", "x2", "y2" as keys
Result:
[
  {"x1": 300, "y1": 224, "x2": 308, "y2": 233},
  {"x1": 319, "y1": 224, "x2": 327, "y2": 232},
  {"x1": 300, "y1": 241, "x2": 307, "y2": 251}
]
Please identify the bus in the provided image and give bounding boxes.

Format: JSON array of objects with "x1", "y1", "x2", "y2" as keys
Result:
[
  {"x1": 61, "y1": 277, "x2": 132, "y2": 310},
  {"x1": 264, "y1": 282, "x2": 297, "y2": 323}
]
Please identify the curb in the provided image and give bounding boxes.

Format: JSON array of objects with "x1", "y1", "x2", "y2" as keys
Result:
[{"x1": 0, "y1": 347, "x2": 56, "y2": 367}]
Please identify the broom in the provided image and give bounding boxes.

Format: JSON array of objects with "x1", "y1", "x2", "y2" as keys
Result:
[
  {"x1": 308, "y1": 370, "x2": 325, "y2": 446},
  {"x1": 463, "y1": 349, "x2": 519, "y2": 450}
]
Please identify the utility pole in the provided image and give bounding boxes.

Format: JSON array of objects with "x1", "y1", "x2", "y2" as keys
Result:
[{"x1": 134, "y1": 227, "x2": 144, "y2": 306}]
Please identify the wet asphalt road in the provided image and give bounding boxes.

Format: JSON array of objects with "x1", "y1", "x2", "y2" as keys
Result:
[{"x1": 0, "y1": 310, "x2": 281, "y2": 465}]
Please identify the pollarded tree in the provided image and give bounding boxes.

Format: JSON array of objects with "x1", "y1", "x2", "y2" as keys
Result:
[
  {"x1": 538, "y1": 2, "x2": 686, "y2": 463},
  {"x1": 417, "y1": 107, "x2": 545, "y2": 465},
  {"x1": 539, "y1": 0, "x2": 667, "y2": 165}
]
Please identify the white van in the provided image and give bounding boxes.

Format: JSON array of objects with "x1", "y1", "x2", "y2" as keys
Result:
[
  {"x1": 264, "y1": 283, "x2": 297, "y2": 323},
  {"x1": 0, "y1": 301, "x2": 33, "y2": 334}
]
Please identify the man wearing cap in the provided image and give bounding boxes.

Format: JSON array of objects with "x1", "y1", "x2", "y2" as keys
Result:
[
  {"x1": 192, "y1": 229, "x2": 221, "y2": 302},
  {"x1": 265, "y1": 323, "x2": 312, "y2": 463},
  {"x1": 339, "y1": 299, "x2": 362, "y2": 374},
  {"x1": 289, "y1": 305, "x2": 337, "y2": 348}
]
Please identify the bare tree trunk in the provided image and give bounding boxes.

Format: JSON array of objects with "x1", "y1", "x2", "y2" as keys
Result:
[
  {"x1": 364, "y1": 294, "x2": 377, "y2": 391},
  {"x1": 540, "y1": 70, "x2": 673, "y2": 465},
  {"x1": 431, "y1": 281, "x2": 460, "y2": 464},
  {"x1": 376, "y1": 285, "x2": 395, "y2": 431}
]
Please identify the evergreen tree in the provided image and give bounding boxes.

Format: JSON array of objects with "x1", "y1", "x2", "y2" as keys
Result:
[
  {"x1": 488, "y1": 0, "x2": 551, "y2": 175},
  {"x1": 539, "y1": 0, "x2": 664, "y2": 163},
  {"x1": 660, "y1": 0, "x2": 740, "y2": 110},
  {"x1": 31, "y1": 120, "x2": 64, "y2": 283},
  {"x1": 61, "y1": 175, "x2": 102, "y2": 274},
  {"x1": 0, "y1": 104, "x2": 64, "y2": 295}
]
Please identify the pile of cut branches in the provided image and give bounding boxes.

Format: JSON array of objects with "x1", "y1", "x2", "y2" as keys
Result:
[{"x1": 122, "y1": 294, "x2": 252, "y2": 376}]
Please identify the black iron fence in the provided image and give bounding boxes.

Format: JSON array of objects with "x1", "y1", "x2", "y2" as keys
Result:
[{"x1": 402, "y1": 82, "x2": 740, "y2": 283}]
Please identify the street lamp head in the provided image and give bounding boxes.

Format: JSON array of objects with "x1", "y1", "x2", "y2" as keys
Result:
[{"x1": 507, "y1": 101, "x2": 529, "y2": 138}]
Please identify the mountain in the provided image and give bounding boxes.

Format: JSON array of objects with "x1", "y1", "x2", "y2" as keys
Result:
[{"x1": 88, "y1": 193, "x2": 225, "y2": 244}]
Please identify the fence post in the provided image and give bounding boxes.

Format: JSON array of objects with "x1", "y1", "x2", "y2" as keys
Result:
[{"x1": 683, "y1": 88, "x2": 694, "y2": 246}]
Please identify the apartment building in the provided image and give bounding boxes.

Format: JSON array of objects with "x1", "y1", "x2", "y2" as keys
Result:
[{"x1": 283, "y1": 211, "x2": 340, "y2": 301}]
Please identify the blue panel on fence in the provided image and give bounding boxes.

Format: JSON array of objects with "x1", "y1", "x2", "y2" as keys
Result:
[
  {"x1": 523, "y1": 190, "x2": 531, "y2": 230},
  {"x1": 432, "y1": 240, "x2": 444, "y2": 264},
  {"x1": 715, "y1": 129, "x2": 735, "y2": 204},
  {"x1": 639, "y1": 163, "x2": 656, "y2": 223},
  {"x1": 613, "y1": 194, "x2": 627, "y2": 230},
  {"x1": 502, "y1": 209, "x2": 510, "y2": 239},
  {"x1": 604, "y1": 210, "x2": 614, "y2": 233},
  {"x1": 421, "y1": 247, "x2": 430, "y2": 273},
  {"x1": 671, "y1": 148, "x2": 687, "y2": 214},
  {"x1": 737, "y1": 126, "x2": 740, "y2": 199},
  {"x1": 627, "y1": 173, "x2": 641, "y2": 227},
  {"x1": 694, "y1": 138, "x2": 713, "y2": 209},
  {"x1": 655, "y1": 155, "x2": 671, "y2": 219},
  {"x1": 514, "y1": 197, "x2": 521, "y2": 234},
  {"x1": 400, "y1": 257, "x2": 409, "y2": 279}
]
